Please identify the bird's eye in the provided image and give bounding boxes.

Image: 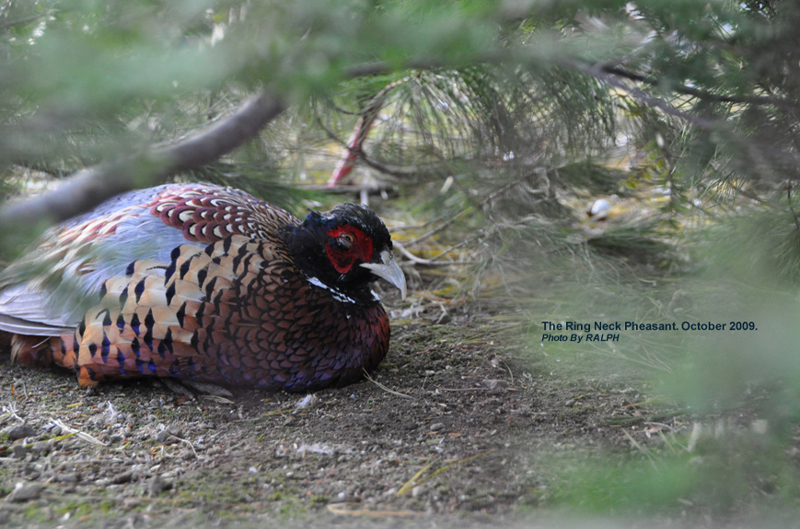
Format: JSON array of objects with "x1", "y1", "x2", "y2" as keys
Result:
[{"x1": 338, "y1": 232, "x2": 355, "y2": 248}]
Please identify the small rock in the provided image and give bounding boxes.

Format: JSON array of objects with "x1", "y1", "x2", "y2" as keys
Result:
[
  {"x1": 95, "y1": 478, "x2": 112, "y2": 487},
  {"x1": 4, "y1": 425, "x2": 36, "y2": 441},
  {"x1": 668, "y1": 290, "x2": 693, "y2": 313},
  {"x1": 429, "y1": 423, "x2": 444, "y2": 432},
  {"x1": 564, "y1": 399, "x2": 576, "y2": 407},
  {"x1": 752, "y1": 419, "x2": 768, "y2": 435},
  {"x1": 5, "y1": 482, "x2": 43, "y2": 502},
  {"x1": 122, "y1": 498, "x2": 142, "y2": 509},
  {"x1": 295, "y1": 394, "x2": 317, "y2": 408},
  {"x1": 167, "y1": 426, "x2": 184, "y2": 439},
  {"x1": 30, "y1": 442, "x2": 51, "y2": 455},
  {"x1": 587, "y1": 198, "x2": 611, "y2": 220},
  {"x1": 12, "y1": 445, "x2": 27, "y2": 458},
  {"x1": 148, "y1": 475, "x2": 173, "y2": 496},
  {"x1": 107, "y1": 435, "x2": 123, "y2": 444},
  {"x1": 296, "y1": 443, "x2": 335, "y2": 456},
  {"x1": 56, "y1": 472, "x2": 80, "y2": 483},
  {"x1": 411, "y1": 485, "x2": 426, "y2": 498},
  {"x1": 333, "y1": 491, "x2": 359, "y2": 503},
  {"x1": 483, "y1": 381, "x2": 506, "y2": 395},
  {"x1": 112, "y1": 471, "x2": 133, "y2": 484},
  {"x1": 482, "y1": 379, "x2": 509, "y2": 393}
]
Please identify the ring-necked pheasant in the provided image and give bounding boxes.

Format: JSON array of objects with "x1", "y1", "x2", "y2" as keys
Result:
[{"x1": 0, "y1": 183, "x2": 406, "y2": 392}]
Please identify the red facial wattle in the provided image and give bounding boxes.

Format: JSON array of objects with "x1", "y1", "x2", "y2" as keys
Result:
[{"x1": 325, "y1": 225, "x2": 374, "y2": 274}]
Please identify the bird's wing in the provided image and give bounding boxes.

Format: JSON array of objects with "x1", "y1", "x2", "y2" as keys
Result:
[
  {"x1": 73, "y1": 235, "x2": 299, "y2": 387},
  {"x1": 0, "y1": 184, "x2": 298, "y2": 332}
]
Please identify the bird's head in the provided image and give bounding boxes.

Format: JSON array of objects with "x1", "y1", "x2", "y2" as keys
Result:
[{"x1": 288, "y1": 204, "x2": 406, "y2": 302}]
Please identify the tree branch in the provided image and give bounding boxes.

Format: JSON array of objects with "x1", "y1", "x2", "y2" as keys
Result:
[
  {"x1": 573, "y1": 62, "x2": 721, "y2": 130},
  {"x1": 315, "y1": 117, "x2": 418, "y2": 179},
  {"x1": 0, "y1": 43, "x2": 545, "y2": 236},
  {"x1": 0, "y1": 91, "x2": 286, "y2": 230},
  {"x1": 598, "y1": 64, "x2": 796, "y2": 110},
  {"x1": 577, "y1": 61, "x2": 800, "y2": 177},
  {"x1": 4, "y1": 41, "x2": 794, "y2": 235}
]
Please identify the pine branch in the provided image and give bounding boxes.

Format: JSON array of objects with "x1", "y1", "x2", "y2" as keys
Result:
[
  {"x1": 316, "y1": 117, "x2": 418, "y2": 178},
  {"x1": 599, "y1": 64, "x2": 796, "y2": 110},
  {"x1": 328, "y1": 75, "x2": 413, "y2": 186},
  {"x1": 3, "y1": 38, "x2": 792, "y2": 235},
  {"x1": 0, "y1": 91, "x2": 285, "y2": 230},
  {"x1": 577, "y1": 61, "x2": 800, "y2": 178},
  {"x1": 574, "y1": 62, "x2": 719, "y2": 129}
]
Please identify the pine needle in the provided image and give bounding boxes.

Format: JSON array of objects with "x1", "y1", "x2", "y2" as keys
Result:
[
  {"x1": 396, "y1": 461, "x2": 434, "y2": 496},
  {"x1": 48, "y1": 419, "x2": 107, "y2": 447},
  {"x1": 326, "y1": 503, "x2": 419, "y2": 517},
  {"x1": 362, "y1": 370, "x2": 416, "y2": 400}
]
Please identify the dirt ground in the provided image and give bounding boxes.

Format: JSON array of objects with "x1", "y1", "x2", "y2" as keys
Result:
[{"x1": 0, "y1": 294, "x2": 694, "y2": 528}]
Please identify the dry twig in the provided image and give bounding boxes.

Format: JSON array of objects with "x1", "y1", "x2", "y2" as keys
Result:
[{"x1": 362, "y1": 370, "x2": 416, "y2": 400}]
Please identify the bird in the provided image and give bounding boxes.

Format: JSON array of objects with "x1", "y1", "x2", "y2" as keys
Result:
[{"x1": 0, "y1": 183, "x2": 406, "y2": 392}]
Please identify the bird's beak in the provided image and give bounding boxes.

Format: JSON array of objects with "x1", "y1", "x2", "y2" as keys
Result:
[{"x1": 361, "y1": 250, "x2": 407, "y2": 300}]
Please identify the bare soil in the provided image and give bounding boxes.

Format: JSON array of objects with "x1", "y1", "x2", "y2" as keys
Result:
[{"x1": 0, "y1": 304, "x2": 678, "y2": 528}]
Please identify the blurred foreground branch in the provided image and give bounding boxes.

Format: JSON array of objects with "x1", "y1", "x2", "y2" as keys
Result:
[{"x1": 0, "y1": 91, "x2": 286, "y2": 230}]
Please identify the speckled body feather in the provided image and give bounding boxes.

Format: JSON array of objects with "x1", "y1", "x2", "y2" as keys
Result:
[{"x1": 0, "y1": 184, "x2": 399, "y2": 392}]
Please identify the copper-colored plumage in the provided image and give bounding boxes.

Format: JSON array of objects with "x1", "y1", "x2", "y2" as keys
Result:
[{"x1": 0, "y1": 184, "x2": 405, "y2": 392}]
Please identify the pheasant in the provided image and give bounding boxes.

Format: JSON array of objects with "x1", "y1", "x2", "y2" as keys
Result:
[{"x1": 0, "y1": 183, "x2": 406, "y2": 392}]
